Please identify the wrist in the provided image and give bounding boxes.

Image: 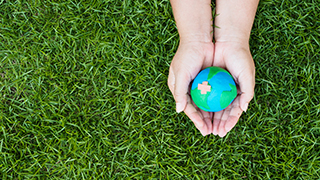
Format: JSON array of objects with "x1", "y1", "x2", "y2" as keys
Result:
[
  {"x1": 214, "y1": 26, "x2": 250, "y2": 44},
  {"x1": 214, "y1": 32, "x2": 250, "y2": 48},
  {"x1": 214, "y1": 40, "x2": 250, "y2": 53},
  {"x1": 179, "y1": 33, "x2": 213, "y2": 44}
]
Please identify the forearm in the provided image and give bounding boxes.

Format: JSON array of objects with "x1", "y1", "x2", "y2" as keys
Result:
[
  {"x1": 214, "y1": 0, "x2": 259, "y2": 44},
  {"x1": 170, "y1": 0, "x2": 213, "y2": 43}
]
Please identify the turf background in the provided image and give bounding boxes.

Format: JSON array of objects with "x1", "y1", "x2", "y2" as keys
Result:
[{"x1": 0, "y1": 0, "x2": 319, "y2": 179}]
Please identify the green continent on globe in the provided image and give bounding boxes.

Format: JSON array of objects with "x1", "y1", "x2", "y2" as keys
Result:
[
  {"x1": 191, "y1": 66, "x2": 237, "y2": 112},
  {"x1": 220, "y1": 83, "x2": 237, "y2": 109},
  {"x1": 190, "y1": 86, "x2": 211, "y2": 110},
  {"x1": 207, "y1": 66, "x2": 232, "y2": 81}
]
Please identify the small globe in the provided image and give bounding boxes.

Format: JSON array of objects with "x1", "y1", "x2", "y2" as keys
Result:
[{"x1": 191, "y1": 67, "x2": 237, "y2": 112}]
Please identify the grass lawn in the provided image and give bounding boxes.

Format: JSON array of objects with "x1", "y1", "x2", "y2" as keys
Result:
[{"x1": 0, "y1": 0, "x2": 320, "y2": 179}]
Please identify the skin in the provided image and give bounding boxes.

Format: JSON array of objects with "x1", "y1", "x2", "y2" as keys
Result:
[{"x1": 168, "y1": 0, "x2": 259, "y2": 137}]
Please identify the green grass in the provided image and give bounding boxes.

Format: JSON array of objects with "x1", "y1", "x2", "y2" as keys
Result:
[{"x1": 0, "y1": 0, "x2": 319, "y2": 179}]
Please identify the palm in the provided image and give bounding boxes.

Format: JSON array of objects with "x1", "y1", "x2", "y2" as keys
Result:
[
  {"x1": 212, "y1": 41, "x2": 255, "y2": 137},
  {"x1": 168, "y1": 41, "x2": 215, "y2": 136}
]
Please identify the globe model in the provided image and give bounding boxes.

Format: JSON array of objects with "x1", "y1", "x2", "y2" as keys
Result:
[{"x1": 190, "y1": 67, "x2": 237, "y2": 112}]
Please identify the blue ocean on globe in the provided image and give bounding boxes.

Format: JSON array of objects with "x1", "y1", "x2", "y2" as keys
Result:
[{"x1": 191, "y1": 67, "x2": 236, "y2": 112}]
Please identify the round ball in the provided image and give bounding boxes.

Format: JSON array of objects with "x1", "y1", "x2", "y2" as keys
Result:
[{"x1": 190, "y1": 67, "x2": 237, "y2": 112}]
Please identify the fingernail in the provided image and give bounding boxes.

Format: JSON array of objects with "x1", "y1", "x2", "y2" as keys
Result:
[
  {"x1": 243, "y1": 103, "x2": 248, "y2": 112},
  {"x1": 176, "y1": 103, "x2": 184, "y2": 113}
]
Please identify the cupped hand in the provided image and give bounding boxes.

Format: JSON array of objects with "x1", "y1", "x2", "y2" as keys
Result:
[
  {"x1": 212, "y1": 41, "x2": 255, "y2": 137},
  {"x1": 168, "y1": 41, "x2": 214, "y2": 136}
]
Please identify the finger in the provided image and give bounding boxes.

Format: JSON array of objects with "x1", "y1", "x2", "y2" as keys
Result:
[
  {"x1": 201, "y1": 110, "x2": 213, "y2": 134},
  {"x1": 174, "y1": 71, "x2": 191, "y2": 113},
  {"x1": 218, "y1": 105, "x2": 231, "y2": 137},
  {"x1": 238, "y1": 72, "x2": 255, "y2": 112},
  {"x1": 219, "y1": 96, "x2": 242, "y2": 137},
  {"x1": 168, "y1": 67, "x2": 175, "y2": 95},
  {"x1": 218, "y1": 121, "x2": 228, "y2": 137},
  {"x1": 224, "y1": 97, "x2": 242, "y2": 132},
  {"x1": 192, "y1": 100, "x2": 212, "y2": 134},
  {"x1": 184, "y1": 96, "x2": 209, "y2": 136},
  {"x1": 212, "y1": 111, "x2": 223, "y2": 135}
]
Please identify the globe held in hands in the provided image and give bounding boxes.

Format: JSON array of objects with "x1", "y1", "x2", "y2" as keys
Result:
[{"x1": 191, "y1": 67, "x2": 237, "y2": 112}]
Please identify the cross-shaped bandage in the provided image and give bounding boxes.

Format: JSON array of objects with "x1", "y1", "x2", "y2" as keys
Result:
[{"x1": 198, "y1": 81, "x2": 211, "y2": 94}]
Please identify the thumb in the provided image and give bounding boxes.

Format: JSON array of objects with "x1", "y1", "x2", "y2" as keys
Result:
[
  {"x1": 174, "y1": 72, "x2": 190, "y2": 113},
  {"x1": 238, "y1": 72, "x2": 255, "y2": 112}
]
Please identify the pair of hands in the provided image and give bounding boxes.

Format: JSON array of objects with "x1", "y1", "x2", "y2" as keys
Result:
[{"x1": 168, "y1": 40, "x2": 255, "y2": 137}]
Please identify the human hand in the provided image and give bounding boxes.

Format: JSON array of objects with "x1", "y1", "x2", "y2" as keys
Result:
[
  {"x1": 168, "y1": 41, "x2": 214, "y2": 136},
  {"x1": 212, "y1": 41, "x2": 255, "y2": 137}
]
